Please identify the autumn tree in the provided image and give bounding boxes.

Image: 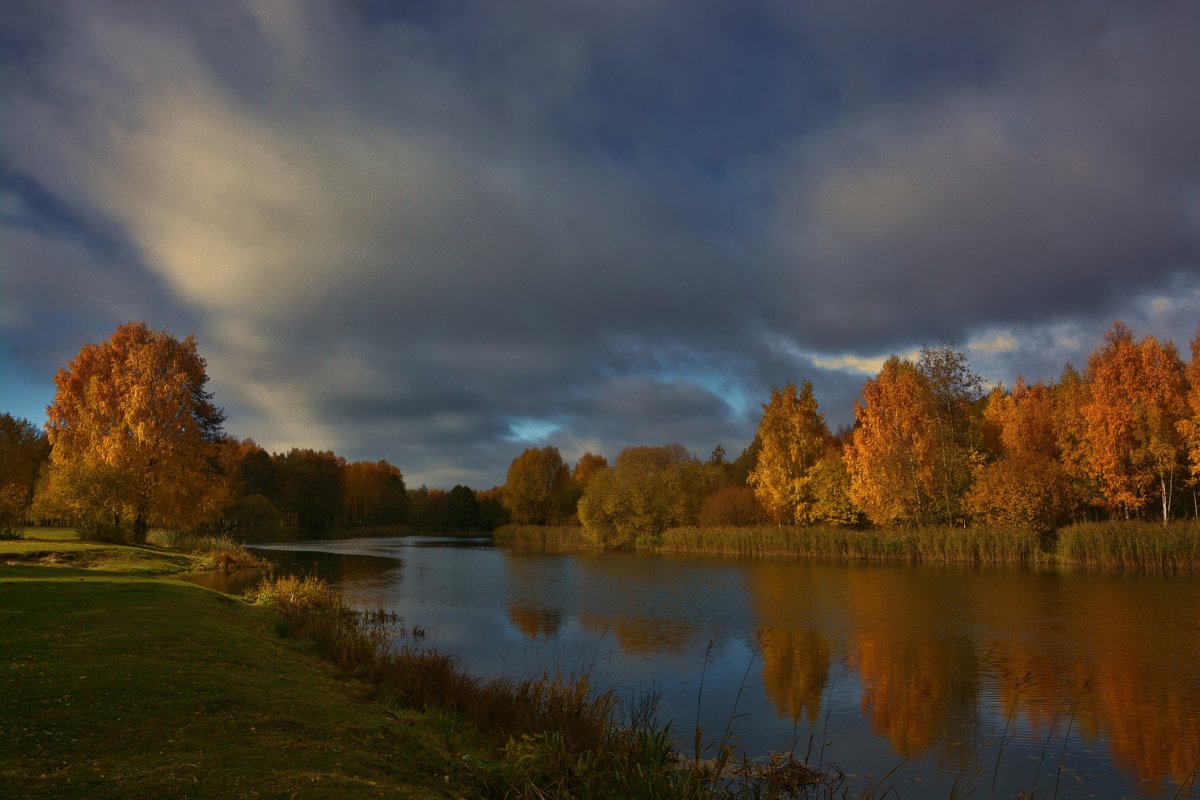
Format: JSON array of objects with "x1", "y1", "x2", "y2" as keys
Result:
[
  {"x1": 572, "y1": 452, "x2": 609, "y2": 489},
  {"x1": 809, "y1": 448, "x2": 861, "y2": 526},
  {"x1": 502, "y1": 446, "x2": 572, "y2": 525},
  {"x1": 966, "y1": 380, "x2": 1077, "y2": 533},
  {"x1": 1176, "y1": 329, "x2": 1200, "y2": 515},
  {"x1": 344, "y1": 459, "x2": 407, "y2": 525},
  {"x1": 846, "y1": 345, "x2": 981, "y2": 527},
  {"x1": 1084, "y1": 322, "x2": 1185, "y2": 521},
  {"x1": 748, "y1": 382, "x2": 831, "y2": 524},
  {"x1": 845, "y1": 356, "x2": 939, "y2": 526},
  {"x1": 578, "y1": 444, "x2": 713, "y2": 546},
  {"x1": 41, "y1": 322, "x2": 225, "y2": 542},
  {"x1": 917, "y1": 344, "x2": 984, "y2": 524},
  {"x1": 1052, "y1": 362, "x2": 1099, "y2": 510},
  {"x1": 0, "y1": 413, "x2": 50, "y2": 535},
  {"x1": 697, "y1": 486, "x2": 767, "y2": 526}
]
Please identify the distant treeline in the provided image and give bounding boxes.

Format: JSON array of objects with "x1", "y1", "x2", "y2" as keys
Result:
[
  {"x1": 499, "y1": 321, "x2": 1200, "y2": 548},
  {"x1": 2, "y1": 418, "x2": 510, "y2": 538}
]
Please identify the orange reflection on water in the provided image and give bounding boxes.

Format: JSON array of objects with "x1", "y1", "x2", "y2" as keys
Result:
[
  {"x1": 746, "y1": 562, "x2": 832, "y2": 725},
  {"x1": 1048, "y1": 577, "x2": 1200, "y2": 793},
  {"x1": 842, "y1": 568, "x2": 979, "y2": 765},
  {"x1": 577, "y1": 611, "x2": 695, "y2": 656},
  {"x1": 509, "y1": 605, "x2": 563, "y2": 638}
]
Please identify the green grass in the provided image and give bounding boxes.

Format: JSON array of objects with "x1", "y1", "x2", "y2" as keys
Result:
[
  {"x1": 2, "y1": 528, "x2": 202, "y2": 575},
  {"x1": 0, "y1": 564, "x2": 480, "y2": 798}
]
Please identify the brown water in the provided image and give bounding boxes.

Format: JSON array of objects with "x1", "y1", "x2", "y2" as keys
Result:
[{"x1": 238, "y1": 536, "x2": 1200, "y2": 799}]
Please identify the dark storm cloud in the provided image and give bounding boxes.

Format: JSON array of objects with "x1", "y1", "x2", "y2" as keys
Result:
[
  {"x1": 2, "y1": 1, "x2": 1197, "y2": 486},
  {"x1": 765, "y1": 2, "x2": 1200, "y2": 352}
]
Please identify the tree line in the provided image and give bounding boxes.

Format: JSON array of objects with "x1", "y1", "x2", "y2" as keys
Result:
[
  {"x1": 501, "y1": 321, "x2": 1200, "y2": 546},
  {"x1": 0, "y1": 322, "x2": 505, "y2": 541},
  {"x1": 5, "y1": 319, "x2": 1200, "y2": 544}
]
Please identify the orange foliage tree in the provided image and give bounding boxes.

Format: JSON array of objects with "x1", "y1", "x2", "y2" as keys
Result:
[
  {"x1": 845, "y1": 356, "x2": 939, "y2": 526},
  {"x1": 1175, "y1": 329, "x2": 1200, "y2": 516},
  {"x1": 571, "y1": 452, "x2": 608, "y2": 488},
  {"x1": 1052, "y1": 362, "x2": 1099, "y2": 509},
  {"x1": 502, "y1": 446, "x2": 572, "y2": 525},
  {"x1": 697, "y1": 485, "x2": 767, "y2": 526},
  {"x1": 41, "y1": 322, "x2": 225, "y2": 542},
  {"x1": 1084, "y1": 322, "x2": 1186, "y2": 521},
  {"x1": 966, "y1": 379, "x2": 1077, "y2": 532}
]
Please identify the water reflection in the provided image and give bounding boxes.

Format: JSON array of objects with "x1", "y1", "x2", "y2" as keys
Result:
[
  {"x1": 245, "y1": 536, "x2": 1200, "y2": 798},
  {"x1": 503, "y1": 550, "x2": 571, "y2": 639},
  {"x1": 747, "y1": 562, "x2": 833, "y2": 725},
  {"x1": 842, "y1": 567, "x2": 981, "y2": 767},
  {"x1": 177, "y1": 567, "x2": 270, "y2": 595}
]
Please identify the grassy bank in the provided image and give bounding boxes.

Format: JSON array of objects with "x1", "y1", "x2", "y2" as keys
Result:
[
  {"x1": 495, "y1": 521, "x2": 1200, "y2": 570},
  {"x1": 0, "y1": 554, "x2": 476, "y2": 797},
  {"x1": 1, "y1": 530, "x2": 827, "y2": 799}
]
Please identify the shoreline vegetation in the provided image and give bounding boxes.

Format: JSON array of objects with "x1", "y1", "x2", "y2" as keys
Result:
[
  {"x1": 493, "y1": 520, "x2": 1200, "y2": 571},
  {"x1": 1, "y1": 529, "x2": 837, "y2": 799}
]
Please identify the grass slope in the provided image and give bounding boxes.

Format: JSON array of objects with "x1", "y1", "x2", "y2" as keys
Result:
[{"x1": 0, "y1": 539, "x2": 477, "y2": 798}]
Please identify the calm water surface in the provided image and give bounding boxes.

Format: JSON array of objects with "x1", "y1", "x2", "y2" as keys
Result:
[{"x1": 245, "y1": 536, "x2": 1200, "y2": 799}]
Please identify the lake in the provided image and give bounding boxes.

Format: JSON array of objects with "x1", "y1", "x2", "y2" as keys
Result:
[{"x1": 241, "y1": 535, "x2": 1199, "y2": 798}]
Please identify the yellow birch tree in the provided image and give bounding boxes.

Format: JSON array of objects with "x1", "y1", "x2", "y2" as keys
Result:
[{"x1": 748, "y1": 381, "x2": 831, "y2": 524}]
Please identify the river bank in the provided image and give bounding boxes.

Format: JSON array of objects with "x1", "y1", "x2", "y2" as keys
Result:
[
  {"x1": 0, "y1": 533, "x2": 485, "y2": 798},
  {"x1": 0, "y1": 530, "x2": 822, "y2": 799},
  {"x1": 493, "y1": 520, "x2": 1200, "y2": 570}
]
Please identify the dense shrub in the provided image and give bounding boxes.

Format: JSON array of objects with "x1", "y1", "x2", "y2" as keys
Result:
[{"x1": 697, "y1": 487, "x2": 767, "y2": 527}]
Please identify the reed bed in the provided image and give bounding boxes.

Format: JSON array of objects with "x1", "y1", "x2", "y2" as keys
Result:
[
  {"x1": 493, "y1": 524, "x2": 602, "y2": 551},
  {"x1": 1056, "y1": 520, "x2": 1200, "y2": 571},
  {"x1": 496, "y1": 521, "x2": 1200, "y2": 571},
  {"x1": 655, "y1": 524, "x2": 1046, "y2": 565},
  {"x1": 147, "y1": 528, "x2": 271, "y2": 570}
]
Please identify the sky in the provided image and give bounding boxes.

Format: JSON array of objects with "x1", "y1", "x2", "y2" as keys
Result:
[{"x1": 2, "y1": 1, "x2": 1199, "y2": 489}]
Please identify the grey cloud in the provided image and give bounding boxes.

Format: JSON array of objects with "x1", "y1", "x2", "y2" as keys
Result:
[
  {"x1": 765, "y1": 3, "x2": 1200, "y2": 353},
  {"x1": 3, "y1": 1, "x2": 1197, "y2": 486}
]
